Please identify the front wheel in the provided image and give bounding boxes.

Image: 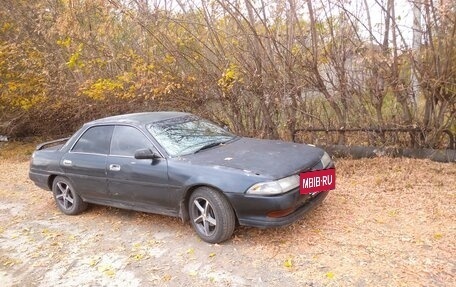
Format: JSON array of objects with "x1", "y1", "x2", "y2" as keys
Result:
[
  {"x1": 188, "y1": 187, "x2": 236, "y2": 244},
  {"x1": 52, "y1": 176, "x2": 88, "y2": 215}
]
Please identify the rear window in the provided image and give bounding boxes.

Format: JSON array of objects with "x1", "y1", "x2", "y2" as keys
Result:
[{"x1": 72, "y1": 126, "x2": 114, "y2": 154}]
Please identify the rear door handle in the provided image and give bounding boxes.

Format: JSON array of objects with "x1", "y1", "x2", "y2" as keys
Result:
[
  {"x1": 109, "y1": 164, "x2": 121, "y2": 171},
  {"x1": 62, "y1": 159, "x2": 72, "y2": 166}
]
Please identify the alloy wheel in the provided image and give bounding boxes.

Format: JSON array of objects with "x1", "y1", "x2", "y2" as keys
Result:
[
  {"x1": 55, "y1": 181, "x2": 75, "y2": 211},
  {"x1": 192, "y1": 197, "x2": 217, "y2": 236}
]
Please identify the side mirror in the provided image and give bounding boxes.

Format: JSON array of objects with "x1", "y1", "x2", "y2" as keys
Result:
[{"x1": 134, "y1": 148, "x2": 159, "y2": 160}]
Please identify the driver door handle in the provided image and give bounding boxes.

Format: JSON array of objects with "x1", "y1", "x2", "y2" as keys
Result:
[{"x1": 109, "y1": 164, "x2": 121, "y2": 171}]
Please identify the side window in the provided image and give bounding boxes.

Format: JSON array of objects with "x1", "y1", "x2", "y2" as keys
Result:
[
  {"x1": 110, "y1": 126, "x2": 152, "y2": 156},
  {"x1": 72, "y1": 126, "x2": 114, "y2": 154}
]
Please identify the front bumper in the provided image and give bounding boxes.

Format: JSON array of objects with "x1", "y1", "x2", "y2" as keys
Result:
[{"x1": 226, "y1": 189, "x2": 329, "y2": 228}]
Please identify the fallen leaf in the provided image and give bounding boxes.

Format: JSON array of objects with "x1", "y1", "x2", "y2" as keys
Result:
[
  {"x1": 375, "y1": 218, "x2": 385, "y2": 224},
  {"x1": 388, "y1": 210, "x2": 398, "y2": 217},
  {"x1": 88, "y1": 257, "x2": 100, "y2": 267},
  {"x1": 132, "y1": 253, "x2": 144, "y2": 260},
  {"x1": 3, "y1": 260, "x2": 14, "y2": 267},
  {"x1": 283, "y1": 258, "x2": 293, "y2": 268},
  {"x1": 326, "y1": 271, "x2": 335, "y2": 279},
  {"x1": 433, "y1": 233, "x2": 443, "y2": 240},
  {"x1": 162, "y1": 274, "x2": 172, "y2": 281},
  {"x1": 104, "y1": 268, "x2": 115, "y2": 277},
  {"x1": 98, "y1": 264, "x2": 116, "y2": 277}
]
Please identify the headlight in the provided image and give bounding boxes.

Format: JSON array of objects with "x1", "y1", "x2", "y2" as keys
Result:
[
  {"x1": 246, "y1": 175, "x2": 300, "y2": 195},
  {"x1": 320, "y1": 151, "x2": 332, "y2": 168}
]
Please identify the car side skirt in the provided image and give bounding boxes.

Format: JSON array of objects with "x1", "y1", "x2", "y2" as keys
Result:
[{"x1": 82, "y1": 198, "x2": 179, "y2": 218}]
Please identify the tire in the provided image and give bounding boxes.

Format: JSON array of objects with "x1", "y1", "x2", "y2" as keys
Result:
[
  {"x1": 52, "y1": 176, "x2": 88, "y2": 215},
  {"x1": 188, "y1": 187, "x2": 236, "y2": 244}
]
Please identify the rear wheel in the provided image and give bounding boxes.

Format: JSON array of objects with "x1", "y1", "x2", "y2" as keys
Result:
[
  {"x1": 188, "y1": 187, "x2": 235, "y2": 244},
  {"x1": 52, "y1": 176, "x2": 88, "y2": 215}
]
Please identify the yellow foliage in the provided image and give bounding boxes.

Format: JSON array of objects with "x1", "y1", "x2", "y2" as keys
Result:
[
  {"x1": 12, "y1": 94, "x2": 46, "y2": 111},
  {"x1": 67, "y1": 43, "x2": 84, "y2": 69},
  {"x1": 1, "y1": 22, "x2": 12, "y2": 33},
  {"x1": 117, "y1": 71, "x2": 134, "y2": 83},
  {"x1": 218, "y1": 63, "x2": 242, "y2": 92},
  {"x1": 82, "y1": 78, "x2": 124, "y2": 100},
  {"x1": 291, "y1": 44, "x2": 301, "y2": 56},
  {"x1": 0, "y1": 40, "x2": 47, "y2": 111},
  {"x1": 56, "y1": 37, "x2": 71, "y2": 48},
  {"x1": 89, "y1": 58, "x2": 108, "y2": 67},
  {"x1": 7, "y1": 81, "x2": 18, "y2": 92},
  {"x1": 164, "y1": 54, "x2": 175, "y2": 64}
]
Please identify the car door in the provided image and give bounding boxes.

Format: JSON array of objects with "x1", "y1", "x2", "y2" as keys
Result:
[
  {"x1": 61, "y1": 125, "x2": 113, "y2": 201},
  {"x1": 107, "y1": 125, "x2": 175, "y2": 215}
]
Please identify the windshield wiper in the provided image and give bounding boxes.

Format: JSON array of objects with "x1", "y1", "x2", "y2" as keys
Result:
[{"x1": 194, "y1": 141, "x2": 225, "y2": 153}]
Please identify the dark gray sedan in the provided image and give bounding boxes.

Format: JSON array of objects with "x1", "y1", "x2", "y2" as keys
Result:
[{"x1": 29, "y1": 112, "x2": 335, "y2": 243}]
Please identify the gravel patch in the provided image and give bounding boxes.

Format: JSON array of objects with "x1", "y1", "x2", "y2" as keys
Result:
[{"x1": 0, "y1": 157, "x2": 454, "y2": 286}]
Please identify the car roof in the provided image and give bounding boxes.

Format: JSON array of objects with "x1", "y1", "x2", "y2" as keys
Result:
[{"x1": 86, "y1": 111, "x2": 192, "y2": 126}]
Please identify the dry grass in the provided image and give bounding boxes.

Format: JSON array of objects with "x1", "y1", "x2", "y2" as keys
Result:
[
  {"x1": 234, "y1": 157, "x2": 455, "y2": 286},
  {"x1": 0, "y1": 155, "x2": 454, "y2": 286},
  {"x1": 0, "y1": 141, "x2": 37, "y2": 161}
]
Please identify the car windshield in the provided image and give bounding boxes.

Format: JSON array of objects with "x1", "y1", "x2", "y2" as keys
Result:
[{"x1": 146, "y1": 116, "x2": 237, "y2": 156}]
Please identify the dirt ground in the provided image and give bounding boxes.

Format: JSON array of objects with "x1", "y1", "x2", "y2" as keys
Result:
[{"x1": 0, "y1": 156, "x2": 454, "y2": 286}]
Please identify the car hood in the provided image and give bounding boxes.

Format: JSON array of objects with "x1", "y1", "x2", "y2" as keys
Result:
[{"x1": 181, "y1": 137, "x2": 323, "y2": 179}]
